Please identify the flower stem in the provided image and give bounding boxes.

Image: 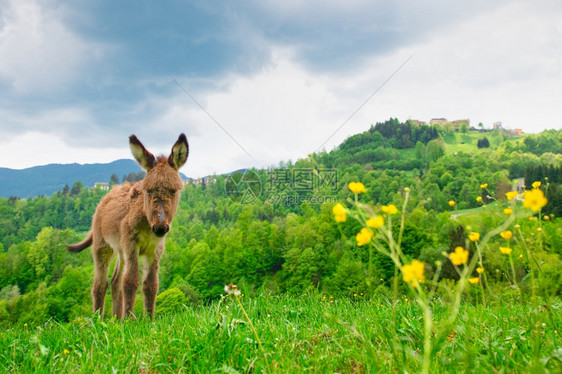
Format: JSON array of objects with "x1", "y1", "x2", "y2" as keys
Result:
[
  {"x1": 421, "y1": 302, "x2": 433, "y2": 374},
  {"x1": 235, "y1": 295, "x2": 270, "y2": 372}
]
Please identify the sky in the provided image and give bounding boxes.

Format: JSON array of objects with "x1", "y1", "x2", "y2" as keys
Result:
[{"x1": 0, "y1": 0, "x2": 561, "y2": 177}]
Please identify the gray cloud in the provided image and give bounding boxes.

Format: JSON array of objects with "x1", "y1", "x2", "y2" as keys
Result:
[{"x1": 0, "y1": 0, "x2": 560, "y2": 173}]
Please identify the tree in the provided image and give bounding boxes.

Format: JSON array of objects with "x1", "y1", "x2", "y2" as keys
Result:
[
  {"x1": 156, "y1": 288, "x2": 187, "y2": 314},
  {"x1": 414, "y1": 141, "x2": 426, "y2": 162},
  {"x1": 70, "y1": 181, "x2": 83, "y2": 196},
  {"x1": 110, "y1": 174, "x2": 119, "y2": 185},
  {"x1": 477, "y1": 137, "x2": 490, "y2": 148},
  {"x1": 47, "y1": 265, "x2": 90, "y2": 321},
  {"x1": 426, "y1": 139, "x2": 445, "y2": 162}
]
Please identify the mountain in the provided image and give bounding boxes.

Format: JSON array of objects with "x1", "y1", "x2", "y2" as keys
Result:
[{"x1": 0, "y1": 159, "x2": 181, "y2": 199}]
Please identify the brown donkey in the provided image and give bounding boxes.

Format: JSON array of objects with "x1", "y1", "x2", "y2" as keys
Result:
[{"x1": 68, "y1": 134, "x2": 189, "y2": 319}]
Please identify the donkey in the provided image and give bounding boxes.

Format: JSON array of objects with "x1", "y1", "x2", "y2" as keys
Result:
[{"x1": 68, "y1": 134, "x2": 189, "y2": 319}]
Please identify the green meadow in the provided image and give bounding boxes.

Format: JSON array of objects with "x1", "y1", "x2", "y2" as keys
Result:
[{"x1": 1, "y1": 295, "x2": 561, "y2": 373}]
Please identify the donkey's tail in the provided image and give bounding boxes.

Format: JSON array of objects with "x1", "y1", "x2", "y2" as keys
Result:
[{"x1": 68, "y1": 232, "x2": 93, "y2": 253}]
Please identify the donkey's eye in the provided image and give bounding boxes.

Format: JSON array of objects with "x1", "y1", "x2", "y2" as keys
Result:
[
  {"x1": 170, "y1": 190, "x2": 176, "y2": 196},
  {"x1": 146, "y1": 191, "x2": 152, "y2": 196}
]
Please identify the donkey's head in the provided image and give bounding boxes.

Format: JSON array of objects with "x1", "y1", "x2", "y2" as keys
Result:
[{"x1": 129, "y1": 134, "x2": 189, "y2": 237}]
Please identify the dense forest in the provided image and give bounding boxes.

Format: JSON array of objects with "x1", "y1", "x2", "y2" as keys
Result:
[{"x1": 1, "y1": 119, "x2": 561, "y2": 325}]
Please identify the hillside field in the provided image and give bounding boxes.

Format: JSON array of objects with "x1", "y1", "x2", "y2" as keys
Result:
[{"x1": 1, "y1": 295, "x2": 561, "y2": 373}]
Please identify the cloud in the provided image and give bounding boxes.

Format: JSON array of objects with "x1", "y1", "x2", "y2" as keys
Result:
[
  {"x1": 145, "y1": 48, "x2": 394, "y2": 176},
  {"x1": 0, "y1": 0, "x2": 107, "y2": 94},
  {"x1": 243, "y1": 0, "x2": 505, "y2": 71},
  {"x1": 0, "y1": 0, "x2": 560, "y2": 174},
  {"x1": 0, "y1": 131, "x2": 131, "y2": 169}
]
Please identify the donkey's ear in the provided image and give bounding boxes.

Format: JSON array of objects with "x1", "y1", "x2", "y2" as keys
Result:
[
  {"x1": 168, "y1": 133, "x2": 189, "y2": 170},
  {"x1": 129, "y1": 135, "x2": 156, "y2": 171}
]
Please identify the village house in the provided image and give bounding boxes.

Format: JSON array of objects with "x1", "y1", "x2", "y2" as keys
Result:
[
  {"x1": 93, "y1": 182, "x2": 110, "y2": 191},
  {"x1": 429, "y1": 118, "x2": 447, "y2": 125}
]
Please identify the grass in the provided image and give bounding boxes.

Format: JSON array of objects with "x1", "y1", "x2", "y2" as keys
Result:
[
  {"x1": 1, "y1": 294, "x2": 560, "y2": 373},
  {"x1": 441, "y1": 130, "x2": 525, "y2": 155}
]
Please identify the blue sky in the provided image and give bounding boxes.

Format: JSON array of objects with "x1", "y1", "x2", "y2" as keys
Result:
[{"x1": 0, "y1": 0, "x2": 561, "y2": 177}]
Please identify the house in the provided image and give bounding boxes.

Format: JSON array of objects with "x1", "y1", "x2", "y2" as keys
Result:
[
  {"x1": 408, "y1": 119, "x2": 427, "y2": 126},
  {"x1": 430, "y1": 118, "x2": 447, "y2": 125},
  {"x1": 450, "y1": 119, "x2": 470, "y2": 127},
  {"x1": 513, "y1": 128, "x2": 524, "y2": 136},
  {"x1": 493, "y1": 121, "x2": 503, "y2": 131},
  {"x1": 185, "y1": 177, "x2": 216, "y2": 187},
  {"x1": 93, "y1": 182, "x2": 110, "y2": 191}
]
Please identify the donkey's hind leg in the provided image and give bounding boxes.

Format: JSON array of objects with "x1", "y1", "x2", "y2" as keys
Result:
[
  {"x1": 92, "y1": 244, "x2": 113, "y2": 318},
  {"x1": 110, "y1": 256, "x2": 124, "y2": 318}
]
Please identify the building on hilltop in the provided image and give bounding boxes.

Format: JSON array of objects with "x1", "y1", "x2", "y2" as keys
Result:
[
  {"x1": 450, "y1": 119, "x2": 470, "y2": 127},
  {"x1": 185, "y1": 176, "x2": 217, "y2": 187},
  {"x1": 430, "y1": 118, "x2": 447, "y2": 125},
  {"x1": 408, "y1": 119, "x2": 427, "y2": 126}
]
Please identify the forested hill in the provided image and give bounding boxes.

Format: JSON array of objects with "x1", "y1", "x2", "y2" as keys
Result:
[
  {"x1": 0, "y1": 159, "x2": 144, "y2": 198},
  {"x1": 0, "y1": 120, "x2": 561, "y2": 327}
]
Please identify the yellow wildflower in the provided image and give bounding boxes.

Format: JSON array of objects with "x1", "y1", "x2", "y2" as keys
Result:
[
  {"x1": 532, "y1": 181, "x2": 541, "y2": 189},
  {"x1": 63, "y1": 349, "x2": 70, "y2": 355},
  {"x1": 476, "y1": 267, "x2": 484, "y2": 274},
  {"x1": 404, "y1": 187, "x2": 411, "y2": 193},
  {"x1": 366, "y1": 215, "x2": 384, "y2": 229},
  {"x1": 348, "y1": 182, "x2": 366, "y2": 194},
  {"x1": 500, "y1": 231, "x2": 512, "y2": 240},
  {"x1": 514, "y1": 224, "x2": 520, "y2": 229},
  {"x1": 449, "y1": 246, "x2": 469, "y2": 266},
  {"x1": 528, "y1": 216, "x2": 536, "y2": 221},
  {"x1": 402, "y1": 260, "x2": 425, "y2": 287},
  {"x1": 499, "y1": 247, "x2": 513, "y2": 255},
  {"x1": 468, "y1": 277, "x2": 480, "y2": 285},
  {"x1": 332, "y1": 203, "x2": 347, "y2": 223},
  {"x1": 544, "y1": 215, "x2": 550, "y2": 221},
  {"x1": 503, "y1": 208, "x2": 513, "y2": 215},
  {"x1": 468, "y1": 232, "x2": 480, "y2": 242},
  {"x1": 381, "y1": 204, "x2": 398, "y2": 215},
  {"x1": 505, "y1": 191, "x2": 518, "y2": 201},
  {"x1": 480, "y1": 183, "x2": 488, "y2": 189},
  {"x1": 523, "y1": 188, "x2": 547, "y2": 212},
  {"x1": 356, "y1": 228, "x2": 373, "y2": 247},
  {"x1": 476, "y1": 196, "x2": 483, "y2": 202},
  {"x1": 448, "y1": 200, "x2": 456, "y2": 207}
]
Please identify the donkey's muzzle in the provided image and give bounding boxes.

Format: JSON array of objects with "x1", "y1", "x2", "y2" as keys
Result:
[{"x1": 152, "y1": 223, "x2": 170, "y2": 237}]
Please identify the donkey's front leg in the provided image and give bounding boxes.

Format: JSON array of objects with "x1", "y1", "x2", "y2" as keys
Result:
[
  {"x1": 121, "y1": 246, "x2": 140, "y2": 319},
  {"x1": 142, "y1": 255, "x2": 160, "y2": 319}
]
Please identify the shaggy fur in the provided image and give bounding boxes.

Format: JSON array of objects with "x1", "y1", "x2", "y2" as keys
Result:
[{"x1": 68, "y1": 134, "x2": 189, "y2": 319}]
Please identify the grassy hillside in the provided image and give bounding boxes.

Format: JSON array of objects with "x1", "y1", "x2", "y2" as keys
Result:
[
  {"x1": 442, "y1": 130, "x2": 524, "y2": 154},
  {"x1": 1, "y1": 295, "x2": 560, "y2": 373}
]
